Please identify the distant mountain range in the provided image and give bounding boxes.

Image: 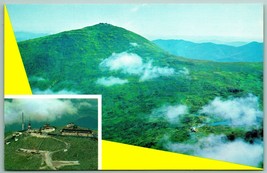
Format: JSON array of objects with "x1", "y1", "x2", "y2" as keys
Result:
[
  {"x1": 15, "y1": 32, "x2": 49, "y2": 42},
  {"x1": 15, "y1": 31, "x2": 263, "y2": 62},
  {"x1": 153, "y1": 39, "x2": 263, "y2": 62}
]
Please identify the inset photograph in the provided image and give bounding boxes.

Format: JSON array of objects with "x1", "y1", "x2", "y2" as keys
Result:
[{"x1": 4, "y1": 95, "x2": 101, "y2": 171}]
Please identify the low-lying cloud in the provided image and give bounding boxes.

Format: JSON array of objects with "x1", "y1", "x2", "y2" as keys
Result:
[
  {"x1": 140, "y1": 61, "x2": 175, "y2": 81},
  {"x1": 165, "y1": 134, "x2": 263, "y2": 167},
  {"x1": 151, "y1": 104, "x2": 188, "y2": 123},
  {"x1": 5, "y1": 99, "x2": 77, "y2": 125},
  {"x1": 29, "y1": 76, "x2": 46, "y2": 82},
  {"x1": 99, "y1": 52, "x2": 175, "y2": 81},
  {"x1": 200, "y1": 94, "x2": 262, "y2": 126},
  {"x1": 179, "y1": 67, "x2": 190, "y2": 76},
  {"x1": 96, "y1": 76, "x2": 128, "y2": 86},
  {"x1": 100, "y1": 52, "x2": 143, "y2": 74},
  {"x1": 32, "y1": 88, "x2": 79, "y2": 95},
  {"x1": 130, "y1": 42, "x2": 139, "y2": 47}
]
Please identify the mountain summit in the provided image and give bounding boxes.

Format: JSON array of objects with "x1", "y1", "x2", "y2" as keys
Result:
[
  {"x1": 18, "y1": 23, "x2": 172, "y2": 92},
  {"x1": 19, "y1": 23, "x2": 166, "y2": 63}
]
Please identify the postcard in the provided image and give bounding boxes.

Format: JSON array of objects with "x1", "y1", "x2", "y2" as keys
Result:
[{"x1": 4, "y1": 4, "x2": 263, "y2": 170}]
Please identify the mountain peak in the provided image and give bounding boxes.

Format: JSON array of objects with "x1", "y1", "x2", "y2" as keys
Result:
[
  {"x1": 84, "y1": 23, "x2": 116, "y2": 30},
  {"x1": 18, "y1": 23, "x2": 169, "y2": 77},
  {"x1": 93, "y1": 22, "x2": 113, "y2": 27},
  {"x1": 95, "y1": 22, "x2": 113, "y2": 26}
]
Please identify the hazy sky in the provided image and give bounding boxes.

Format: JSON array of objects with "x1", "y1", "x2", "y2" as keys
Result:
[{"x1": 7, "y1": 4, "x2": 263, "y2": 42}]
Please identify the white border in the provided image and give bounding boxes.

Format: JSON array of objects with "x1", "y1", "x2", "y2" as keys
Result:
[
  {"x1": 1, "y1": 1, "x2": 266, "y2": 173},
  {"x1": 4, "y1": 94, "x2": 102, "y2": 170},
  {"x1": 5, "y1": 94, "x2": 101, "y2": 99},
  {"x1": 98, "y1": 95, "x2": 102, "y2": 170}
]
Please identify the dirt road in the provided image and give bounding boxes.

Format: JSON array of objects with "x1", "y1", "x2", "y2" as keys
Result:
[{"x1": 18, "y1": 135, "x2": 79, "y2": 170}]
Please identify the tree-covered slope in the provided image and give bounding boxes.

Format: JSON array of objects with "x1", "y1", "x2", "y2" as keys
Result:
[
  {"x1": 19, "y1": 23, "x2": 170, "y2": 92},
  {"x1": 18, "y1": 23, "x2": 263, "y2": 167}
]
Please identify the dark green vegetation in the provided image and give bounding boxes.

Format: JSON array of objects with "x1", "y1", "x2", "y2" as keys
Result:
[
  {"x1": 5, "y1": 138, "x2": 43, "y2": 170},
  {"x1": 5, "y1": 133, "x2": 98, "y2": 170},
  {"x1": 19, "y1": 23, "x2": 165, "y2": 93},
  {"x1": 18, "y1": 23, "x2": 263, "y2": 164},
  {"x1": 153, "y1": 39, "x2": 263, "y2": 62}
]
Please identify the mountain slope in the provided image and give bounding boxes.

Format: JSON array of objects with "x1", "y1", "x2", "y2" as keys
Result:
[
  {"x1": 19, "y1": 23, "x2": 171, "y2": 92},
  {"x1": 17, "y1": 24, "x2": 263, "y2": 166},
  {"x1": 153, "y1": 39, "x2": 263, "y2": 62}
]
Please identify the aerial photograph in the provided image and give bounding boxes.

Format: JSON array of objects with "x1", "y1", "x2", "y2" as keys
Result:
[
  {"x1": 4, "y1": 97, "x2": 99, "y2": 170},
  {"x1": 6, "y1": 4, "x2": 263, "y2": 168}
]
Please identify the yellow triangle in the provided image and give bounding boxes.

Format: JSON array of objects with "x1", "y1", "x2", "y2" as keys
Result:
[
  {"x1": 102, "y1": 140, "x2": 262, "y2": 170},
  {"x1": 4, "y1": 5, "x2": 32, "y2": 95}
]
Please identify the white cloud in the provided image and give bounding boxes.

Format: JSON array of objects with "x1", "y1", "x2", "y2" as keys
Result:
[
  {"x1": 32, "y1": 88, "x2": 79, "y2": 94},
  {"x1": 200, "y1": 94, "x2": 262, "y2": 126},
  {"x1": 179, "y1": 67, "x2": 190, "y2": 76},
  {"x1": 78, "y1": 102, "x2": 92, "y2": 108},
  {"x1": 100, "y1": 52, "x2": 175, "y2": 81},
  {"x1": 100, "y1": 52, "x2": 143, "y2": 75},
  {"x1": 5, "y1": 99, "x2": 77, "y2": 125},
  {"x1": 151, "y1": 104, "x2": 188, "y2": 123},
  {"x1": 130, "y1": 42, "x2": 139, "y2": 47},
  {"x1": 165, "y1": 134, "x2": 263, "y2": 167},
  {"x1": 29, "y1": 76, "x2": 46, "y2": 82},
  {"x1": 140, "y1": 61, "x2": 175, "y2": 81},
  {"x1": 96, "y1": 76, "x2": 128, "y2": 86}
]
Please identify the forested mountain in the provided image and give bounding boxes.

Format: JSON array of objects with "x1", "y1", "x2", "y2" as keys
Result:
[
  {"x1": 153, "y1": 39, "x2": 263, "y2": 62},
  {"x1": 18, "y1": 23, "x2": 263, "y2": 167}
]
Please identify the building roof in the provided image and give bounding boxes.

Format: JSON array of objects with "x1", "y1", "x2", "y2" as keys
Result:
[
  {"x1": 61, "y1": 123, "x2": 92, "y2": 133},
  {"x1": 61, "y1": 128, "x2": 92, "y2": 133}
]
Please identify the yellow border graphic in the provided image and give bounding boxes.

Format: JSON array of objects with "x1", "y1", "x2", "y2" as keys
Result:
[
  {"x1": 4, "y1": 5, "x2": 32, "y2": 95},
  {"x1": 102, "y1": 140, "x2": 262, "y2": 170}
]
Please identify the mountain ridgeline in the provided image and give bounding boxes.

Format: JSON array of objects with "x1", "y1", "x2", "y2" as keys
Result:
[
  {"x1": 18, "y1": 23, "x2": 263, "y2": 154},
  {"x1": 153, "y1": 39, "x2": 263, "y2": 62},
  {"x1": 18, "y1": 23, "x2": 171, "y2": 91}
]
